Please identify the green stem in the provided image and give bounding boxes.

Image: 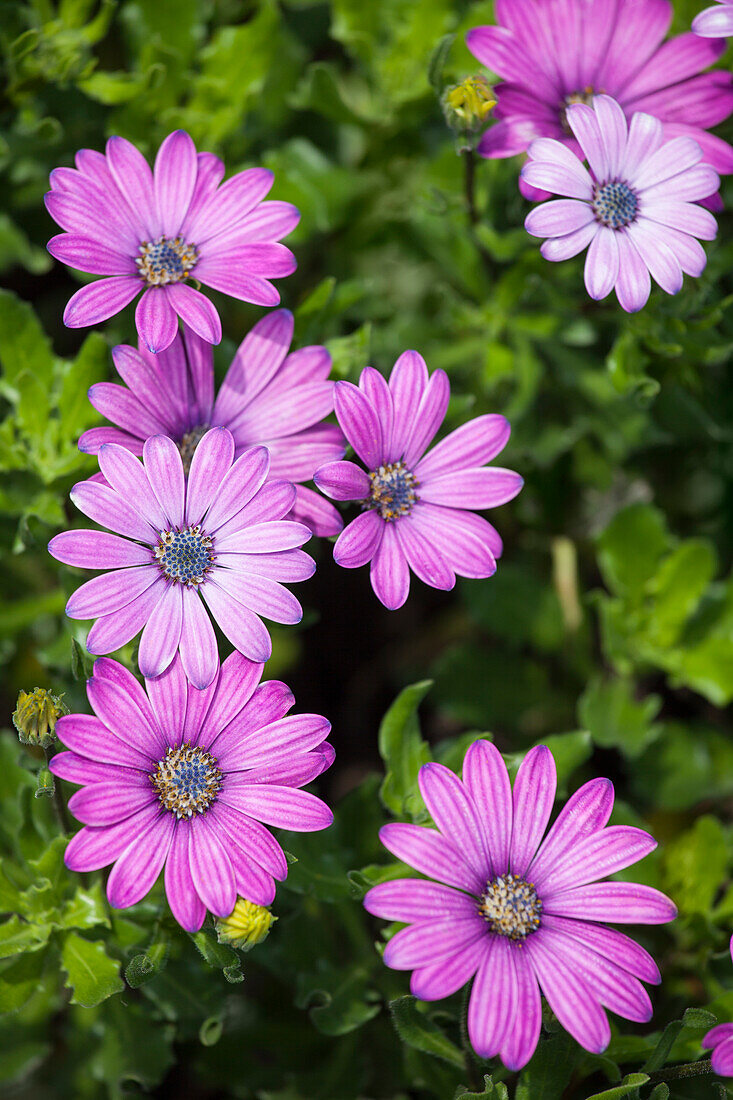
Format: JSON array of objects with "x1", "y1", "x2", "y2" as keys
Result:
[
  {"x1": 463, "y1": 147, "x2": 479, "y2": 227},
  {"x1": 648, "y1": 1058, "x2": 713, "y2": 1083},
  {"x1": 459, "y1": 984, "x2": 482, "y2": 1092}
]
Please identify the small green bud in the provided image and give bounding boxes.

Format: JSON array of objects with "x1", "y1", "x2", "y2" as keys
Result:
[
  {"x1": 13, "y1": 688, "x2": 68, "y2": 748},
  {"x1": 442, "y1": 75, "x2": 496, "y2": 134},
  {"x1": 215, "y1": 898, "x2": 276, "y2": 951}
]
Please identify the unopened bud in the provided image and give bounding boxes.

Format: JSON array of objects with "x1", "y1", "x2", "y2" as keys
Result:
[
  {"x1": 442, "y1": 75, "x2": 496, "y2": 133},
  {"x1": 216, "y1": 898, "x2": 276, "y2": 951},
  {"x1": 13, "y1": 688, "x2": 68, "y2": 748}
]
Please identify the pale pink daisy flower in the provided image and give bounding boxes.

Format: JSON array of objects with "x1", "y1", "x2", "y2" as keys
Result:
[
  {"x1": 49, "y1": 428, "x2": 313, "y2": 689},
  {"x1": 523, "y1": 95, "x2": 719, "y2": 311}
]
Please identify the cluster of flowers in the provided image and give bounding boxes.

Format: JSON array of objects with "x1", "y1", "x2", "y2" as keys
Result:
[{"x1": 39, "y1": 0, "x2": 731, "y2": 1074}]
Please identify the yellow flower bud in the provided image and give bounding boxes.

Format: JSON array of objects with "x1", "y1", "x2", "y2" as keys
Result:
[
  {"x1": 12, "y1": 688, "x2": 68, "y2": 748},
  {"x1": 216, "y1": 898, "x2": 276, "y2": 951},
  {"x1": 443, "y1": 75, "x2": 496, "y2": 132}
]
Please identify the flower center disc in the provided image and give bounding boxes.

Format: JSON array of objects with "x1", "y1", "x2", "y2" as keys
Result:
[
  {"x1": 479, "y1": 873, "x2": 542, "y2": 940},
  {"x1": 178, "y1": 425, "x2": 210, "y2": 476},
  {"x1": 592, "y1": 181, "x2": 638, "y2": 229},
  {"x1": 368, "y1": 461, "x2": 418, "y2": 520},
  {"x1": 155, "y1": 526, "x2": 214, "y2": 586},
  {"x1": 152, "y1": 743, "x2": 222, "y2": 819},
  {"x1": 136, "y1": 236, "x2": 198, "y2": 286}
]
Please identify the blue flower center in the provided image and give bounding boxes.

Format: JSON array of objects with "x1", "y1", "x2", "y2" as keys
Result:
[
  {"x1": 592, "y1": 181, "x2": 638, "y2": 229},
  {"x1": 479, "y1": 874, "x2": 542, "y2": 940},
  {"x1": 152, "y1": 744, "x2": 222, "y2": 819},
  {"x1": 155, "y1": 525, "x2": 214, "y2": 586},
  {"x1": 136, "y1": 235, "x2": 198, "y2": 286},
  {"x1": 368, "y1": 461, "x2": 418, "y2": 521}
]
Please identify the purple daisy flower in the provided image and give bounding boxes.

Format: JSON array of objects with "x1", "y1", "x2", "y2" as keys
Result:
[
  {"x1": 50, "y1": 654, "x2": 334, "y2": 931},
  {"x1": 522, "y1": 95, "x2": 719, "y2": 312},
  {"x1": 77, "y1": 311, "x2": 345, "y2": 537},
  {"x1": 49, "y1": 427, "x2": 313, "y2": 689},
  {"x1": 466, "y1": 0, "x2": 733, "y2": 203},
  {"x1": 702, "y1": 937, "x2": 733, "y2": 1076},
  {"x1": 46, "y1": 130, "x2": 298, "y2": 353},
  {"x1": 365, "y1": 742, "x2": 676, "y2": 1069},
  {"x1": 313, "y1": 353, "x2": 523, "y2": 610},
  {"x1": 693, "y1": 0, "x2": 733, "y2": 38}
]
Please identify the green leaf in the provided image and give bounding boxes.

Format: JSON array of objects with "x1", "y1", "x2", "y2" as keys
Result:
[
  {"x1": 378, "y1": 680, "x2": 433, "y2": 819},
  {"x1": 125, "y1": 941, "x2": 169, "y2": 989},
  {"x1": 454, "y1": 1077, "x2": 507, "y2": 1099},
  {"x1": 662, "y1": 816, "x2": 729, "y2": 917},
  {"x1": 189, "y1": 926, "x2": 240, "y2": 972},
  {"x1": 596, "y1": 504, "x2": 670, "y2": 601},
  {"x1": 0, "y1": 1041, "x2": 50, "y2": 1086},
  {"x1": 583, "y1": 1073, "x2": 649, "y2": 1100},
  {"x1": 0, "y1": 289, "x2": 54, "y2": 392},
  {"x1": 428, "y1": 33, "x2": 455, "y2": 90},
  {"x1": 296, "y1": 967, "x2": 380, "y2": 1036},
  {"x1": 0, "y1": 915, "x2": 51, "y2": 959},
  {"x1": 642, "y1": 1008, "x2": 716, "y2": 1073},
  {"x1": 389, "y1": 995, "x2": 464, "y2": 1070},
  {"x1": 61, "y1": 932, "x2": 124, "y2": 1007},
  {"x1": 578, "y1": 676, "x2": 662, "y2": 758},
  {"x1": 199, "y1": 1014, "x2": 224, "y2": 1046},
  {"x1": 0, "y1": 949, "x2": 46, "y2": 1014},
  {"x1": 517, "y1": 1029, "x2": 578, "y2": 1100}
]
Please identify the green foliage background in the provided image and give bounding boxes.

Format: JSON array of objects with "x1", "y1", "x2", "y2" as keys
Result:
[{"x1": 0, "y1": 1, "x2": 732, "y2": 1097}]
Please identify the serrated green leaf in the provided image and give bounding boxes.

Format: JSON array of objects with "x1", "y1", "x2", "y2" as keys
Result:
[
  {"x1": 61, "y1": 932, "x2": 123, "y2": 1007},
  {"x1": 389, "y1": 995, "x2": 464, "y2": 1069},
  {"x1": 0, "y1": 948, "x2": 46, "y2": 1014},
  {"x1": 0, "y1": 915, "x2": 51, "y2": 959}
]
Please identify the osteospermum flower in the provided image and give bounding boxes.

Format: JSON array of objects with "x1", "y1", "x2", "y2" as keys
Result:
[
  {"x1": 467, "y1": 0, "x2": 733, "y2": 201},
  {"x1": 78, "y1": 311, "x2": 344, "y2": 537},
  {"x1": 523, "y1": 96, "x2": 719, "y2": 311},
  {"x1": 49, "y1": 428, "x2": 313, "y2": 688},
  {"x1": 694, "y1": 0, "x2": 733, "y2": 37},
  {"x1": 364, "y1": 741, "x2": 676, "y2": 1069},
  {"x1": 702, "y1": 938, "x2": 733, "y2": 1076},
  {"x1": 313, "y1": 353, "x2": 522, "y2": 610},
  {"x1": 50, "y1": 654, "x2": 333, "y2": 931},
  {"x1": 46, "y1": 130, "x2": 298, "y2": 353}
]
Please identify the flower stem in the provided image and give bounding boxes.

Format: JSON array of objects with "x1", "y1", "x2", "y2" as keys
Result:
[
  {"x1": 463, "y1": 148, "x2": 480, "y2": 227},
  {"x1": 648, "y1": 1058, "x2": 713, "y2": 1083},
  {"x1": 459, "y1": 985, "x2": 482, "y2": 1092}
]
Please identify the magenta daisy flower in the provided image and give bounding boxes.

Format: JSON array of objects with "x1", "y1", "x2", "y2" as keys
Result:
[
  {"x1": 46, "y1": 131, "x2": 298, "y2": 353},
  {"x1": 364, "y1": 741, "x2": 676, "y2": 1069},
  {"x1": 522, "y1": 96, "x2": 719, "y2": 312},
  {"x1": 702, "y1": 937, "x2": 733, "y2": 1076},
  {"x1": 313, "y1": 353, "x2": 522, "y2": 610},
  {"x1": 77, "y1": 311, "x2": 345, "y2": 537},
  {"x1": 50, "y1": 654, "x2": 333, "y2": 931},
  {"x1": 49, "y1": 428, "x2": 313, "y2": 688},
  {"x1": 467, "y1": 0, "x2": 733, "y2": 201},
  {"x1": 693, "y1": 0, "x2": 733, "y2": 37}
]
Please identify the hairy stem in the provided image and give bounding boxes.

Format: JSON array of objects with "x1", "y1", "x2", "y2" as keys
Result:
[{"x1": 649, "y1": 1058, "x2": 713, "y2": 1083}]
